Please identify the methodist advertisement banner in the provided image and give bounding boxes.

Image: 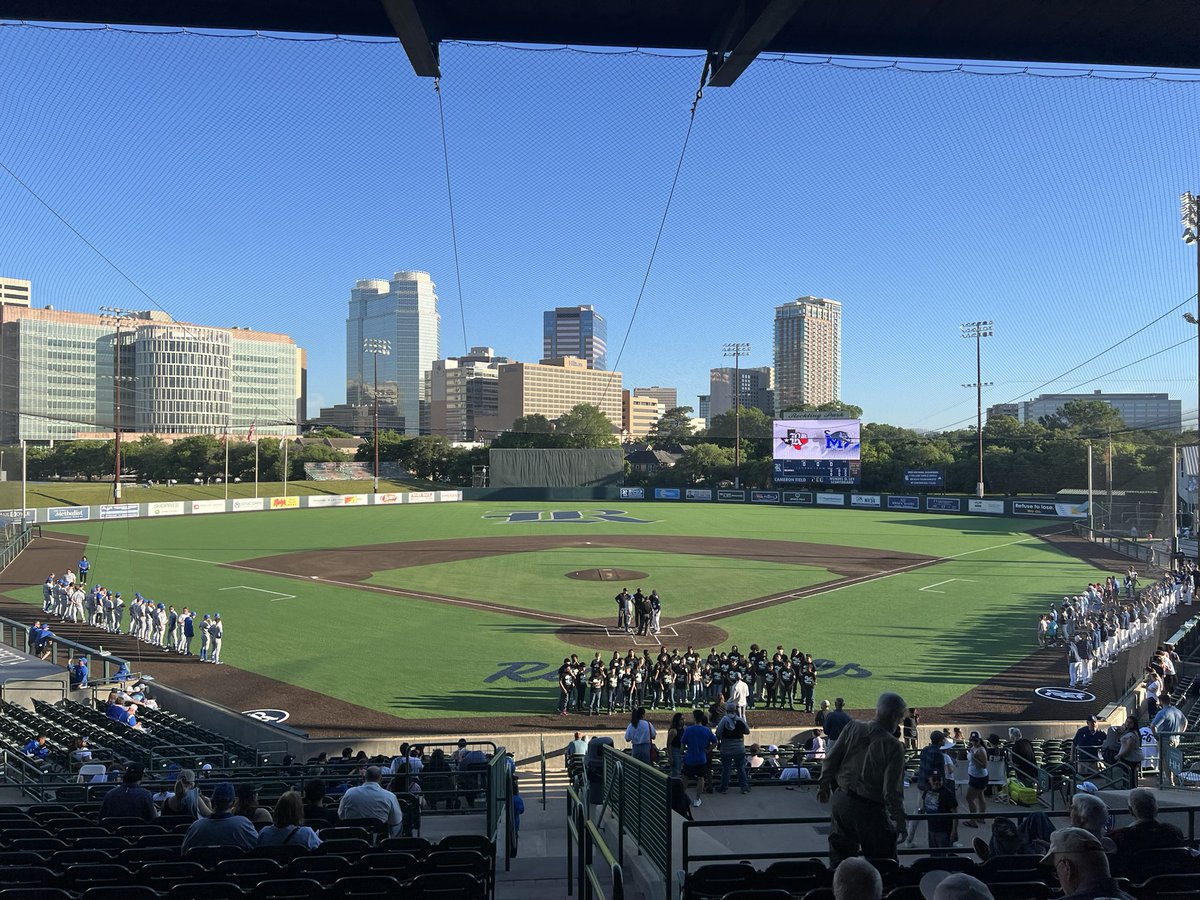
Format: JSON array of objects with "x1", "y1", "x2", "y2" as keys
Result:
[
  {"x1": 903, "y1": 469, "x2": 945, "y2": 489},
  {"x1": 815, "y1": 493, "x2": 845, "y2": 506},
  {"x1": 717, "y1": 489, "x2": 745, "y2": 502},
  {"x1": 374, "y1": 493, "x2": 402, "y2": 505},
  {"x1": 48, "y1": 507, "x2": 89, "y2": 522},
  {"x1": 1012, "y1": 499, "x2": 1089, "y2": 519},
  {"x1": 619, "y1": 487, "x2": 644, "y2": 499},
  {"x1": 850, "y1": 494, "x2": 881, "y2": 508},
  {"x1": 927, "y1": 497, "x2": 961, "y2": 512},
  {"x1": 685, "y1": 489, "x2": 712, "y2": 501},
  {"x1": 782, "y1": 492, "x2": 813, "y2": 505},
  {"x1": 98, "y1": 503, "x2": 139, "y2": 520},
  {"x1": 887, "y1": 495, "x2": 920, "y2": 510},
  {"x1": 408, "y1": 492, "x2": 436, "y2": 503},
  {"x1": 654, "y1": 488, "x2": 681, "y2": 500},
  {"x1": 751, "y1": 490, "x2": 781, "y2": 504},
  {"x1": 231, "y1": 498, "x2": 264, "y2": 512},
  {"x1": 772, "y1": 418, "x2": 861, "y2": 485},
  {"x1": 147, "y1": 501, "x2": 185, "y2": 518},
  {"x1": 968, "y1": 499, "x2": 1004, "y2": 515},
  {"x1": 269, "y1": 496, "x2": 300, "y2": 510},
  {"x1": 191, "y1": 500, "x2": 225, "y2": 514}
]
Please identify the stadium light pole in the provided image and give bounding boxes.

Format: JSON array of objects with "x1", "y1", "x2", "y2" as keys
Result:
[
  {"x1": 1181, "y1": 193, "x2": 1200, "y2": 441},
  {"x1": 722, "y1": 342, "x2": 751, "y2": 489},
  {"x1": 363, "y1": 339, "x2": 391, "y2": 493},
  {"x1": 961, "y1": 321, "x2": 994, "y2": 498},
  {"x1": 100, "y1": 306, "x2": 137, "y2": 502}
]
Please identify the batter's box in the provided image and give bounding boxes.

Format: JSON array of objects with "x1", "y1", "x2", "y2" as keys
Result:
[{"x1": 603, "y1": 625, "x2": 678, "y2": 646}]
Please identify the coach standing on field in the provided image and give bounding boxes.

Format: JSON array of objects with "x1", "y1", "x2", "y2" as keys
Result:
[{"x1": 818, "y1": 691, "x2": 908, "y2": 866}]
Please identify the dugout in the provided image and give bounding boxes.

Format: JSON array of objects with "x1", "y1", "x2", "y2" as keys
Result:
[{"x1": 488, "y1": 448, "x2": 623, "y2": 489}]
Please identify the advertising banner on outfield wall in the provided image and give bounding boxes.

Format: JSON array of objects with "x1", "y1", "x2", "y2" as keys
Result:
[
  {"x1": 751, "y1": 490, "x2": 781, "y2": 504},
  {"x1": 408, "y1": 492, "x2": 436, "y2": 503},
  {"x1": 374, "y1": 493, "x2": 401, "y2": 505},
  {"x1": 270, "y1": 496, "x2": 299, "y2": 510},
  {"x1": 191, "y1": 500, "x2": 225, "y2": 514},
  {"x1": 850, "y1": 494, "x2": 881, "y2": 508},
  {"x1": 685, "y1": 489, "x2": 712, "y2": 501},
  {"x1": 887, "y1": 496, "x2": 920, "y2": 510},
  {"x1": 927, "y1": 497, "x2": 961, "y2": 512},
  {"x1": 232, "y1": 498, "x2": 264, "y2": 512},
  {"x1": 0, "y1": 508, "x2": 37, "y2": 523},
  {"x1": 619, "y1": 487, "x2": 644, "y2": 499},
  {"x1": 782, "y1": 492, "x2": 813, "y2": 504},
  {"x1": 968, "y1": 499, "x2": 1005, "y2": 514},
  {"x1": 306, "y1": 495, "x2": 341, "y2": 508},
  {"x1": 903, "y1": 469, "x2": 945, "y2": 489},
  {"x1": 1012, "y1": 500, "x2": 1089, "y2": 518},
  {"x1": 48, "y1": 506, "x2": 89, "y2": 522},
  {"x1": 98, "y1": 503, "x2": 139, "y2": 520},
  {"x1": 717, "y1": 490, "x2": 745, "y2": 502},
  {"x1": 654, "y1": 488, "x2": 681, "y2": 500},
  {"x1": 147, "y1": 502, "x2": 185, "y2": 518},
  {"x1": 340, "y1": 495, "x2": 366, "y2": 506},
  {"x1": 816, "y1": 493, "x2": 845, "y2": 506}
]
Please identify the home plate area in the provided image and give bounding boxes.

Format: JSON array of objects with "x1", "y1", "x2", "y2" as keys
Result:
[{"x1": 603, "y1": 624, "x2": 679, "y2": 646}]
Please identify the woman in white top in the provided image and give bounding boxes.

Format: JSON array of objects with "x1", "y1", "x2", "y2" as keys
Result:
[
  {"x1": 257, "y1": 791, "x2": 322, "y2": 850},
  {"x1": 963, "y1": 731, "x2": 989, "y2": 827},
  {"x1": 624, "y1": 707, "x2": 657, "y2": 764}
]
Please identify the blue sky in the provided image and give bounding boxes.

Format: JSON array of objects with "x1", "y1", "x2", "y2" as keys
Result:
[{"x1": 3, "y1": 24, "x2": 1200, "y2": 430}]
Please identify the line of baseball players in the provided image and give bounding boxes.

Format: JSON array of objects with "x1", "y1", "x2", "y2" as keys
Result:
[{"x1": 43, "y1": 567, "x2": 226, "y2": 664}]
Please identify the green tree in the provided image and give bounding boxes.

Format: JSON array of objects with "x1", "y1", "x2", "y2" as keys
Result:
[
  {"x1": 309, "y1": 425, "x2": 355, "y2": 439},
  {"x1": 702, "y1": 407, "x2": 773, "y2": 456},
  {"x1": 776, "y1": 401, "x2": 864, "y2": 419},
  {"x1": 675, "y1": 443, "x2": 733, "y2": 484},
  {"x1": 555, "y1": 404, "x2": 619, "y2": 448},
  {"x1": 647, "y1": 406, "x2": 695, "y2": 444},
  {"x1": 124, "y1": 435, "x2": 171, "y2": 481},
  {"x1": 1040, "y1": 399, "x2": 1127, "y2": 435},
  {"x1": 171, "y1": 435, "x2": 222, "y2": 480}
]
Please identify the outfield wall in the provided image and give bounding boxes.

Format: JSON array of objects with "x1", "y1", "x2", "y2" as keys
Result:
[{"x1": 0, "y1": 490, "x2": 464, "y2": 525}]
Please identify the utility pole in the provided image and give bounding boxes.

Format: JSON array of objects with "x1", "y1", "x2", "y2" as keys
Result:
[
  {"x1": 960, "y1": 321, "x2": 994, "y2": 498},
  {"x1": 363, "y1": 339, "x2": 392, "y2": 493},
  {"x1": 99, "y1": 306, "x2": 136, "y2": 502},
  {"x1": 722, "y1": 343, "x2": 751, "y2": 489}
]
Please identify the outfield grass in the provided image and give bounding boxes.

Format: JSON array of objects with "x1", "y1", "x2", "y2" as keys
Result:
[
  {"x1": 15, "y1": 502, "x2": 1105, "y2": 718},
  {"x1": 0, "y1": 480, "x2": 416, "y2": 508}
]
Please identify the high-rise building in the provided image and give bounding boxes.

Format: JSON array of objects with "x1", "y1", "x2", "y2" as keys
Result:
[
  {"x1": 1017, "y1": 391, "x2": 1182, "y2": 433},
  {"x1": 709, "y1": 366, "x2": 774, "y2": 418},
  {"x1": 0, "y1": 282, "x2": 304, "y2": 442},
  {"x1": 0, "y1": 278, "x2": 31, "y2": 307},
  {"x1": 497, "y1": 356, "x2": 622, "y2": 433},
  {"x1": 346, "y1": 272, "x2": 440, "y2": 436},
  {"x1": 633, "y1": 386, "x2": 677, "y2": 411},
  {"x1": 697, "y1": 394, "x2": 710, "y2": 426},
  {"x1": 429, "y1": 347, "x2": 510, "y2": 442},
  {"x1": 543, "y1": 305, "x2": 607, "y2": 370},
  {"x1": 622, "y1": 390, "x2": 663, "y2": 440},
  {"x1": 773, "y1": 296, "x2": 841, "y2": 410}
]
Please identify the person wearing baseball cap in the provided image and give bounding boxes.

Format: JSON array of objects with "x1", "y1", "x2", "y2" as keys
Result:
[
  {"x1": 918, "y1": 870, "x2": 994, "y2": 900},
  {"x1": 1072, "y1": 716, "x2": 1105, "y2": 776},
  {"x1": 210, "y1": 613, "x2": 224, "y2": 664},
  {"x1": 181, "y1": 782, "x2": 259, "y2": 853},
  {"x1": 199, "y1": 614, "x2": 212, "y2": 662},
  {"x1": 1039, "y1": 826, "x2": 1133, "y2": 899}
]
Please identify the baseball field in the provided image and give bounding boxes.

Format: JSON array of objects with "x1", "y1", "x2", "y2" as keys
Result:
[{"x1": 0, "y1": 500, "x2": 1119, "y2": 733}]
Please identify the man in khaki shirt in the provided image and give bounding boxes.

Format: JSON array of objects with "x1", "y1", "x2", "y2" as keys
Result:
[{"x1": 817, "y1": 691, "x2": 908, "y2": 865}]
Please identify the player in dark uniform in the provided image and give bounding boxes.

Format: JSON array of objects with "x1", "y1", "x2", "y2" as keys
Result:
[{"x1": 557, "y1": 659, "x2": 575, "y2": 716}]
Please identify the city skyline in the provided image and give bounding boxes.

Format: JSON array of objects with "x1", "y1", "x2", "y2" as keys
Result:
[{"x1": 4, "y1": 30, "x2": 1200, "y2": 431}]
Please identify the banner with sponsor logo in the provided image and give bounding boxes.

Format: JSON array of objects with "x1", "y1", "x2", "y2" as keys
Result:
[
  {"x1": 147, "y1": 501, "x2": 185, "y2": 518},
  {"x1": 751, "y1": 490, "x2": 781, "y2": 504},
  {"x1": 1012, "y1": 499, "x2": 1088, "y2": 518},
  {"x1": 434, "y1": 491, "x2": 463, "y2": 502},
  {"x1": 48, "y1": 506, "x2": 90, "y2": 522},
  {"x1": 850, "y1": 494, "x2": 881, "y2": 508},
  {"x1": 231, "y1": 498, "x2": 264, "y2": 512},
  {"x1": 306, "y1": 495, "x2": 342, "y2": 508},
  {"x1": 269, "y1": 496, "x2": 300, "y2": 510},
  {"x1": 886, "y1": 495, "x2": 920, "y2": 510},
  {"x1": 619, "y1": 487, "x2": 645, "y2": 500},
  {"x1": 374, "y1": 493, "x2": 401, "y2": 505},
  {"x1": 717, "y1": 489, "x2": 745, "y2": 502},
  {"x1": 685, "y1": 488, "x2": 712, "y2": 501},
  {"x1": 782, "y1": 491, "x2": 813, "y2": 505},
  {"x1": 815, "y1": 493, "x2": 845, "y2": 506},
  {"x1": 408, "y1": 492, "x2": 436, "y2": 503},
  {"x1": 98, "y1": 503, "x2": 139, "y2": 520},
  {"x1": 191, "y1": 499, "x2": 225, "y2": 514},
  {"x1": 968, "y1": 499, "x2": 1004, "y2": 514},
  {"x1": 903, "y1": 469, "x2": 945, "y2": 489},
  {"x1": 927, "y1": 497, "x2": 961, "y2": 512},
  {"x1": 340, "y1": 495, "x2": 366, "y2": 506},
  {"x1": 654, "y1": 488, "x2": 681, "y2": 500},
  {"x1": 0, "y1": 508, "x2": 37, "y2": 524}
]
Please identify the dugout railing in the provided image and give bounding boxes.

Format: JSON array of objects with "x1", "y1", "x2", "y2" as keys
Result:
[
  {"x1": 567, "y1": 781, "x2": 624, "y2": 900},
  {"x1": 597, "y1": 744, "x2": 671, "y2": 900},
  {"x1": 0, "y1": 523, "x2": 36, "y2": 572},
  {"x1": 0, "y1": 611, "x2": 131, "y2": 683}
]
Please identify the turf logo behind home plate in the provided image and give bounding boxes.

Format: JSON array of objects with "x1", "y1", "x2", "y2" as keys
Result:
[
  {"x1": 483, "y1": 509, "x2": 653, "y2": 524},
  {"x1": 1034, "y1": 687, "x2": 1096, "y2": 703}
]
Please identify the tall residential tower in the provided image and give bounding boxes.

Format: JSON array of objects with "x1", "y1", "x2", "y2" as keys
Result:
[{"x1": 773, "y1": 296, "x2": 841, "y2": 411}]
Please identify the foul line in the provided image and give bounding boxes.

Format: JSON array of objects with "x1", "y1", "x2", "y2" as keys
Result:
[
  {"x1": 218, "y1": 585, "x2": 296, "y2": 602},
  {"x1": 40, "y1": 534, "x2": 595, "y2": 628},
  {"x1": 673, "y1": 528, "x2": 1073, "y2": 626}
]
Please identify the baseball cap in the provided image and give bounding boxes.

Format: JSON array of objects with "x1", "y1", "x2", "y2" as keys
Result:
[
  {"x1": 1086, "y1": 715, "x2": 1098, "y2": 723},
  {"x1": 929, "y1": 730, "x2": 945, "y2": 743},
  {"x1": 211, "y1": 782, "x2": 236, "y2": 804},
  {"x1": 919, "y1": 871, "x2": 993, "y2": 900},
  {"x1": 767, "y1": 745, "x2": 778, "y2": 753},
  {"x1": 1039, "y1": 826, "x2": 1104, "y2": 863},
  {"x1": 215, "y1": 613, "x2": 221, "y2": 619}
]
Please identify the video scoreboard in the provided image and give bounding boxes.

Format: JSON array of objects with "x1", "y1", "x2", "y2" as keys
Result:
[{"x1": 772, "y1": 418, "x2": 861, "y2": 485}]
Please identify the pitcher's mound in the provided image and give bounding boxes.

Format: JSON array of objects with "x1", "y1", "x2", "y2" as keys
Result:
[{"x1": 565, "y1": 568, "x2": 648, "y2": 582}]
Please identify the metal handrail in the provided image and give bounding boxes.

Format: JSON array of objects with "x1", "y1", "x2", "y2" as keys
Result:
[
  {"x1": 0, "y1": 611, "x2": 130, "y2": 682},
  {"x1": 568, "y1": 783, "x2": 625, "y2": 900}
]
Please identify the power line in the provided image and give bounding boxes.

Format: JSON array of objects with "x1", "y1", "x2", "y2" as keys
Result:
[{"x1": 434, "y1": 77, "x2": 469, "y2": 356}]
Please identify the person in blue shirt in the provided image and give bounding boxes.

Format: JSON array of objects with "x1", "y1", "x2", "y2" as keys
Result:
[
  {"x1": 77, "y1": 556, "x2": 90, "y2": 585},
  {"x1": 22, "y1": 734, "x2": 50, "y2": 763},
  {"x1": 680, "y1": 709, "x2": 716, "y2": 807},
  {"x1": 68, "y1": 656, "x2": 89, "y2": 689},
  {"x1": 113, "y1": 661, "x2": 131, "y2": 682},
  {"x1": 182, "y1": 610, "x2": 196, "y2": 656}
]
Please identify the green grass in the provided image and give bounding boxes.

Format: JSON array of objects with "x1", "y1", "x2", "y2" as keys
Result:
[
  {"x1": 368, "y1": 547, "x2": 835, "y2": 618},
  {"x1": 0, "y1": 480, "x2": 416, "y2": 508},
  {"x1": 15, "y1": 502, "x2": 1101, "y2": 718}
]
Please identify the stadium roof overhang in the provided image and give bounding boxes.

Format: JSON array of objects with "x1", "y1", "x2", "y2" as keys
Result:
[{"x1": 2, "y1": 1, "x2": 1199, "y2": 85}]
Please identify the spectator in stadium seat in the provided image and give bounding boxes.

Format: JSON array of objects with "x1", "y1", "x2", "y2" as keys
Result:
[
  {"x1": 302, "y1": 779, "x2": 333, "y2": 825},
  {"x1": 182, "y1": 782, "x2": 259, "y2": 853},
  {"x1": 1039, "y1": 827, "x2": 1134, "y2": 900},
  {"x1": 99, "y1": 764, "x2": 157, "y2": 822},
  {"x1": 822, "y1": 697, "x2": 851, "y2": 742},
  {"x1": 1069, "y1": 793, "x2": 1117, "y2": 852},
  {"x1": 162, "y1": 769, "x2": 211, "y2": 819},
  {"x1": 919, "y1": 871, "x2": 995, "y2": 899},
  {"x1": 1007, "y1": 727, "x2": 1037, "y2": 784},
  {"x1": 233, "y1": 783, "x2": 272, "y2": 825},
  {"x1": 258, "y1": 791, "x2": 322, "y2": 850},
  {"x1": 1108, "y1": 788, "x2": 1186, "y2": 864},
  {"x1": 337, "y1": 765, "x2": 403, "y2": 837},
  {"x1": 832, "y1": 856, "x2": 883, "y2": 900}
]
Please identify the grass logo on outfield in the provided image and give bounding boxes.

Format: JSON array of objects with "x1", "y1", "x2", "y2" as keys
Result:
[{"x1": 482, "y1": 509, "x2": 654, "y2": 524}]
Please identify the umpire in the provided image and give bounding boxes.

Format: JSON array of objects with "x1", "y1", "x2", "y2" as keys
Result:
[{"x1": 817, "y1": 691, "x2": 908, "y2": 866}]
